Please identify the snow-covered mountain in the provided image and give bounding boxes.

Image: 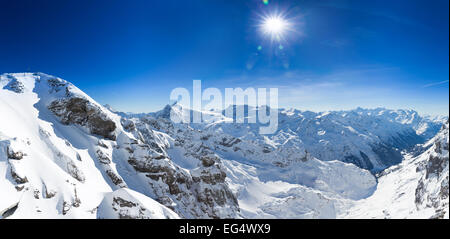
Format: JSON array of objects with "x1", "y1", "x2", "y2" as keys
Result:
[
  {"x1": 137, "y1": 103, "x2": 445, "y2": 173},
  {"x1": 343, "y1": 120, "x2": 449, "y2": 218},
  {"x1": 0, "y1": 73, "x2": 448, "y2": 219},
  {"x1": 0, "y1": 73, "x2": 238, "y2": 218}
]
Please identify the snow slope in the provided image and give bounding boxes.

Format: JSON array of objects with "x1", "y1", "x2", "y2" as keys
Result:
[
  {"x1": 142, "y1": 104, "x2": 445, "y2": 173},
  {"x1": 1, "y1": 72, "x2": 448, "y2": 219},
  {"x1": 97, "y1": 188, "x2": 179, "y2": 219},
  {"x1": 0, "y1": 73, "x2": 113, "y2": 218},
  {"x1": 342, "y1": 120, "x2": 449, "y2": 219},
  {"x1": 0, "y1": 73, "x2": 238, "y2": 219},
  {"x1": 124, "y1": 114, "x2": 377, "y2": 218}
]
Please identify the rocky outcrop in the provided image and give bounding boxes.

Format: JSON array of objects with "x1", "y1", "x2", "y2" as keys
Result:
[
  {"x1": 415, "y1": 121, "x2": 449, "y2": 218},
  {"x1": 97, "y1": 188, "x2": 179, "y2": 219},
  {"x1": 3, "y1": 78, "x2": 25, "y2": 93},
  {"x1": 191, "y1": 156, "x2": 239, "y2": 218},
  {"x1": 1, "y1": 72, "x2": 447, "y2": 219},
  {"x1": 49, "y1": 97, "x2": 116, "y2": 140},
  {"x1": 125, "y1": 137, "x2": 239, "y2": 218},
  {"x1": 41, "y1": 77, "x2": 239, "y2": 218},
  {"x1": 122, "y1": 116, "x2": 240, "y2": 218},
  {"x1": 6, "y1": 146, "x2": 25, "y2": 160}
]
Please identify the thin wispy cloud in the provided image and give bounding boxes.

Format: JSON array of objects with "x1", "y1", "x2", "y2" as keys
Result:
[
  {"x1": 209, "y1": 66, "x2": 448, "y2": 115},
  {"x1": 318, "y1": 1, "x2": 430, "y2": 30},
  {"x1": 423, "y1": 80, "x2": 449, "y2": 88}
]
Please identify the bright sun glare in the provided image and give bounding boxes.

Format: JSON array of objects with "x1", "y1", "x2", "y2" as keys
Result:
[{"x1": 261, "y1": 15, "x2": 290, "y2": 39}]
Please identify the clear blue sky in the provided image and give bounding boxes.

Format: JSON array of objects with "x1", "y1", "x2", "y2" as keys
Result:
[{"x1": 1, "y1": 0, "x2": 448, "y2": 115}]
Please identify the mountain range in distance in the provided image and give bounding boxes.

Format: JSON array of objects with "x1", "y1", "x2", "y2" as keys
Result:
[{"x1": 0, "y1": 72, "x2": 448, "y2": 219}]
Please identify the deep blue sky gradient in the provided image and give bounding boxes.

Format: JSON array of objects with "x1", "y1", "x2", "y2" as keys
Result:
[{"x1": 0, "y1": 0, "x2": 448, "y2": 115}]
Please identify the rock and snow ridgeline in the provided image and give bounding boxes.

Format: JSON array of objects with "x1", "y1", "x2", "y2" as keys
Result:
[
  {"x1": 0, "y1": 73, "x2": 448, "y2": 219},
  {"x1": 343, "y1": 120, "x2": 448, "y2": 219},
  {"x1": 0, "y1": 73, "x2": 238, "y2": 219}
]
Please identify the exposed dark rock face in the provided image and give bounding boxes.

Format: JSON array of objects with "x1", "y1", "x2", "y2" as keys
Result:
[
  {"x1": 192, "y1": 166, "x2": 226, "y2": 185},
  {"x1": 426, "y1": 155, "x2": 447, "y2": 179},
  {"x1": 6, "y1": 147, "x2": 25, "y2": 160},
  {"x1": 415, "y1": 121, "x2": 449, "y2": 218},
  {"x1": 124, "y1": 117, "x2": 240, "y2": 218},
  {"x1": 0, "y1": 203, "x2": 18, "y2": 219},
  {"x1": 200, "y1": 156, "x2": 216, "y2": 167},
  {"x1": 62, "y1": 201, "x2": 70, "y2": 215},
  {"x1": 47, "y1": 78, "x2": 68, "y2": 90},
  {"x1": 44, "y1": 185, "x2": 56, "y2": 199},
  {"x1": 96, "y1": 189, "x2": 178, "y2": 219},
  {"x1": 262, "y1": 146, "x2": 271, "y2": 153},
  {"x1": 121, "y1": 118, "x2": 136, "y2": 132},
  {"x1": 106, "y1": 170, "x2": 125, "y2": 186},
  {"x1": 10, "y1": 168, "x2": 28, "y2": 184},
  {"x1": 415, "y1": 180, "x2": 425, "y2": 205},
  {"x1": 96, "y1": 149, "x2": 111, "y2": 164},
  {"x1": 48, "y1": 97, "x2": 116, "y2": 140},
  {"x1": 191, "y1": 158, "x2": 239, "y2": 218},
  {"x1": 219, "y1": 137, "x2": 241, "y2": 147},
  {"x1": 3, "y1": 78, "x2": 25, "y2": 93},
  {"x1": 113, "y1": 197, "x2": 137, "y2": 208},
  {"x1": 127, "y1": 154, "x2": 197, "y2": 213},
  {"x1": 48, "y1": 102, "x2": 238, "y2": 218},
  {"x1": 129, "y1": 156, "x2": 192, "y2": 195},
  {"x1": 6, "y1": 73, "x2": 448, "y2": 219}
]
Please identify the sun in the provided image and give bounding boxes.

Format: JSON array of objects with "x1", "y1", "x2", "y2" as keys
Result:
[{"x1": 260, "y1": 15, "x2": 291, "y2": 40}]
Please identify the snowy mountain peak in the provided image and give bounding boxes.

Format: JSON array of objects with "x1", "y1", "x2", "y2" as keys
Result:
[
  {"x1": 345, "y1": 119, "x2": 448, "y2": 219},
  {"x1": 0, "y1": 72, "x2": 239, "y2": 219},
  {"x1": 0, "y1": 72, "x2": 448, "y2": 219}
]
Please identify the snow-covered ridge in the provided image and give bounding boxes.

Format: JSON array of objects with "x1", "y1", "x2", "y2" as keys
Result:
[
  {"x1": 0, "y1": 73, "x2": 239, "y2": 218},
  {"x1": 0, "y1": 72, "x2": 448, "y2": 219},
  {"x1": 343, "y1": 120, "x2": 448, "y2": 219},
  {"x1": 122, "y1": 103, "x2": 445, "y2": 173}
]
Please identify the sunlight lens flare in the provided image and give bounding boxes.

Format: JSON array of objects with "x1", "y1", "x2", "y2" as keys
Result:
[{"x1": 260, "y1": 15, "x2": 291, "y2": 40}]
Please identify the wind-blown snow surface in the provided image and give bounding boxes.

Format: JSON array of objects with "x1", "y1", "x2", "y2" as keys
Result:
[{"x1": 0, "y1": 73, "x2": 448, "y2": 219}]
